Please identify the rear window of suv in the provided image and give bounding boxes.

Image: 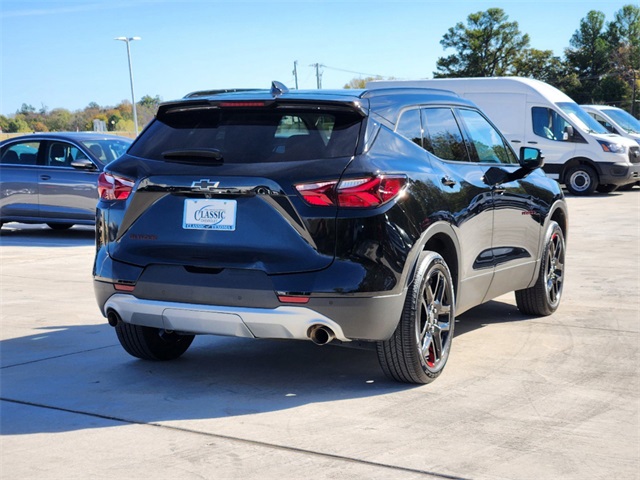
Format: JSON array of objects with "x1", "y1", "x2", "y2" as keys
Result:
[{"x1": 129, "y1": 106, "x2": 363, "y2": 163}]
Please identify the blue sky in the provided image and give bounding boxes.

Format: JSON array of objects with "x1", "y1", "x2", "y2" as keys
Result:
[{"x1": 0, "y1": 0, "x2": 628, "y2": 116}]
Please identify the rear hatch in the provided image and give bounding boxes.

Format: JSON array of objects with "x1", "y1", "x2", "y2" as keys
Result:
[{"x1": 106, "y1": 97, "x2": 366, "y2": 275}]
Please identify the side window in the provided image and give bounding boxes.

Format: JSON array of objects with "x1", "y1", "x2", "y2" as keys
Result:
[
  {"x1": 532, "y1": 107, "x2": 573, "y2": 141},
  {"x1": 46, "y1": 142, "x2": 81, "y2": 167},
  {"x1": 396, "y1": 109, "x2": 423, "y2": 148},
  {"x1": 457, "y1": 109, "x2": 517, "y2": 164},
  {"x1": 590, "y1": 113, "x2": 616, "y2": 134},
  {"x1": 422, "y1": 108, "x2": 470, "y2": 162},
  {"x1": 0, "y1": 141, "x2": 40, "y2": 165}
]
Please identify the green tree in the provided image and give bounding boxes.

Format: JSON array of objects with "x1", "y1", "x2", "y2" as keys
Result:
[
  {"x1": 564, "y1": 10, "x2": 611, "y2": 103},
  {"x1": 344, "y1": 76, "x2": 385, "y2": 89},
  {"x1": 513, "y1": 49, "x2": 566, "y2": 84},
  {"x1": 45, "y1": 108, "x2": 73, "y2": 132},
  {"x1": 606, "y1": 5, "x2": 640, "y2": 115},
  {"x1": 6, "y1": 117, "x2": 30, "y2": 133},
  {"x1": 435, "y1": 8, "x2": 530, "y2": 78}
]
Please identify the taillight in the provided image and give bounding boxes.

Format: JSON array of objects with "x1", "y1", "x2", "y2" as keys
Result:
[
  {"x1": 98, "y1": 172, "x2": 134, "y2": 201},
  {"x1": 295, "y1": 175, "x2": 406, "y2": 208}
]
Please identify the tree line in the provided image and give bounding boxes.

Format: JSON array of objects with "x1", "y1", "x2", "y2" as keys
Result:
[
  {"x1": 0, "y1": 95, "x2": 162, "y2": 134},
  {"x1": 348, "y1": 5, "x2": 639, "y2": 117},
  {"x1": 3, "y1": 4, "x2": 639, "y2": 134}
]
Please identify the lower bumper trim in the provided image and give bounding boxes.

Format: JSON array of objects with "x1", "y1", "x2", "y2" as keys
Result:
[{"x1": 104, "y1": 294, "x2": 350, "y2": 342}]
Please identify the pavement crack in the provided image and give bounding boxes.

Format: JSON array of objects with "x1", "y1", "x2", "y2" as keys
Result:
[
  {"x1": 0, "y1": 345, "x2": 117, "y2": 369},
  {"x1": 0, "y1": 397, "x2": 470, "y2": 480}
]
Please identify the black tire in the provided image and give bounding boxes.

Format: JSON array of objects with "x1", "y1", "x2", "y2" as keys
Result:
[
  {"x1": 115, "y1": 322, "x2": 194, "y2": 360},
  {"x1": 377, "y1": 252, "x2": 455, "y2": 384},
  {"x1": 47, "y1": 223, "x2": 73, "y2": 230},
  {"x1": 565, "y1": 165, "x2": 597, "y2": 195},
  {"x1": 515, "y1": 221, "x2": 565, "y2": 316},
  {"x1": 596, "y1": 184, "x2": 618, "y2": 193}
]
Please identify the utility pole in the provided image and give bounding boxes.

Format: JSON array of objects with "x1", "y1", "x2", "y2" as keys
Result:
[
  {"x1": 114, "y1": 36, "x2": 141, "y2": 136},
  {"x1": 293, "y1": 61, "x2": 299, "y2": 90},
  {"x1": 311, "y1": 63, "x2": 323, "y2": 89}
]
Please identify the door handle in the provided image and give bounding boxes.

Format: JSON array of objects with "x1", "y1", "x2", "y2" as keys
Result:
[
  {"x1": 40, "y1": 175, "x2": 51, "y2": 180},
  {"x1": 527, "y1": 141, "x2": 538, "y2": 144},
  {"x1": 441, "y1": 176, "x2": 457, "y2": 187}
]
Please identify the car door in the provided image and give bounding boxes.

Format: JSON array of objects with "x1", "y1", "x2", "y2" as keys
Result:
[
  {"x1": 418, "y1": 106, "x2": 496, "y2": 313},
  {"x1": 456, "y1": 107, "x2": 543, "y2": 301},
  {"x1": 0, "y1": 140, "x2": 42, "y2": 221},
  {"x1": 38, "y1": 141, "x2": 100, "y2": 222}
]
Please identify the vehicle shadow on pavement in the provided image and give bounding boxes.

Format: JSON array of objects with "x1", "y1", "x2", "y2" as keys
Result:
[
  {"x1": 455, "y1": 299, "x2": 533, "y2": 336},
  {"x1": 0, "y1": 297, "x2": 540, "y2": 436},
  {"x1": 0, "y1": 325, "x2": 412, "y2": 436},
  {"x1": 0, "y1": 224, "x2": 94, "y2": 247}
]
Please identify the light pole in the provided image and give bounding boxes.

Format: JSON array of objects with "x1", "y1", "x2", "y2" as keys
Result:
[{"x1": 114, "y1": 36, "x2": 141, "y2": 136}]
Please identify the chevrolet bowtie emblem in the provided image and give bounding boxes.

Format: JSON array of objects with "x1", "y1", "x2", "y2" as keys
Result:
[{"x1": 192, "y1": 179, "x2": 220, "y2": 191}]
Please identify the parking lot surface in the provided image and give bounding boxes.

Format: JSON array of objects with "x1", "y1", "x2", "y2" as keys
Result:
[{"x1": 1, "y1": 190, "x2": 638, "y2": 480}]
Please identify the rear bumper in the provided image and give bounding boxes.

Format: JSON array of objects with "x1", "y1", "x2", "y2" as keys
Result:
[
  {"x1": 105, "y1": 293, "x2": 350, "y2": 341},
  {"x1": 101, "y1": 290, "x2": 406, "y2": 342}
]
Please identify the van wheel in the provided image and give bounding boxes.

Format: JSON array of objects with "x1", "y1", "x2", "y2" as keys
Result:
[
  {"x1": 515, "y1": 222, "x2": 565, "y2": 316},
  {"x1": 115, "y1": 322, "x2": 194, "y2": 360},
  {"x1": 565, "y1": 165, "x2": 597, "y2": 195},
  {"x1": 377, "y1": 252, "x2": 455, "y2": 384}
]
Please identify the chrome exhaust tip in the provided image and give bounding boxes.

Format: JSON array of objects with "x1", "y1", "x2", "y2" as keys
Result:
[
  {"x1": 106, "y1": 309, "x2": 122, "y2": 327},
  {"x1": 307, "y1": 325, "x2": 335, "y2": 346}
]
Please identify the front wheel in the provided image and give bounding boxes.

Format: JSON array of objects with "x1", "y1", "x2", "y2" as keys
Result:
[
  {"x1": 115, "y1": 322, "x2": 195, "y2": 360},
  {"x1": 515, "y1": 221, "x2": 565, "y2": 316},
  {"x1": 377, "y1": 252, "x2": 455, "y2": 384},
  {"x1": 565, "y1": 165, "x2": 597, "y2": 195}
]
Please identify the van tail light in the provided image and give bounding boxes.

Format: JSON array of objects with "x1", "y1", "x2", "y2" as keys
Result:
[
  {"x1": 295, "y1": 175, "x2": 406, "y2": 208},
  {"x1": 98, "y1": 172, "x2": 134, "y2": 200}
]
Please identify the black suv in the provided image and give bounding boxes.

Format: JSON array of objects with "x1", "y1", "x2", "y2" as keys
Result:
[{"x1": 93, "y1": 83, "x2": 568, "y2": 384}]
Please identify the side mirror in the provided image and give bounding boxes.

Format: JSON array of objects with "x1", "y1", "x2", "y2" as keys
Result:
[
  {"x1": 562, "y1": 125, "x2": 574, "y2": 141},
  {"x1": 519, "y1": 147, "x2": 544, "y2": 170},
  {"x1": 70, "y1": 158, "x2": 97, "y2": 170}
]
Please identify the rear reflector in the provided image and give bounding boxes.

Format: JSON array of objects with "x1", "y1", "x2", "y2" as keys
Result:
[
  {"x1": 277, "y1": 295, "x2": 310, "y2": 304},
  {"x1": 295, "y1": 175, "x2": 406, "y2": 208},
  {"x1": 114, "y1": 284, "x2": 135, "y2": 292}
]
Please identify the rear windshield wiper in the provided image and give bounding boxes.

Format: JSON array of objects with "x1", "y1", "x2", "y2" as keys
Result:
[{"x1": 161, "y1": 148, "x2": 224, "y2": 164}]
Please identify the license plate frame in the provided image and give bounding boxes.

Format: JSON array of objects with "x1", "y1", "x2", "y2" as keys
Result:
[{"x1": 183, "y1": 199, "x2": 237, "y2": 231}]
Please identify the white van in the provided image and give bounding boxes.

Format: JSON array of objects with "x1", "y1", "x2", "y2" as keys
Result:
[
  {"x1": 369, "y1": 77, "x2": 640, "y2": 195},
  {"x1": 581, "y1": 105, "x2": 640, "y2": 145}
]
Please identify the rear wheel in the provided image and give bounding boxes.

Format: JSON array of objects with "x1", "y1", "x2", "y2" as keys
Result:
[
  {"x1": 377, "y1": 252, "x2": 455, "y2": 384},
  {"x1": 515, "y1": 221, "x2": 565, "y2": 316},
  {"x1": 115, "y1": 322, "x2": 194, "y2": 360},
  {"x1": 565, "y1": 165, "x2": 597, "y2": 195}
]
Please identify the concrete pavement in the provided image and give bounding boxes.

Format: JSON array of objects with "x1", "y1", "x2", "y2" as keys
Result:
[{"x1": 1, "y1": 190, "x2": 638, "y2": 480}]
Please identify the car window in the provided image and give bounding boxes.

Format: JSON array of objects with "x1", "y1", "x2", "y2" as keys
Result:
[
  {"x1": 46, "y1": 142, "x2": 84, "y2": 167},
  {"x1": 457, "y1": 109, "x2": 517, "y2": 164},
  {"x1": 129, "y1": 107, "x2": 362, "y2": 163},
  {"x1": 80, "y1": 139, "x2": 131, "y2": 165},
  {"x1": 422, "y1": 108, "x2": 470, "y2": 162},
  {"x1": 396, "y1": 108, "x2": 423, "y2": 148},
  {"x1": 0, "y1": 141, "x2": 40, "y2": 165},
  {"x1": 588, "y1": 112, "x2": 616, "y2": 134},
  {"x1": 532, "y1": 107, "x2": 574, "y2": 141}
]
